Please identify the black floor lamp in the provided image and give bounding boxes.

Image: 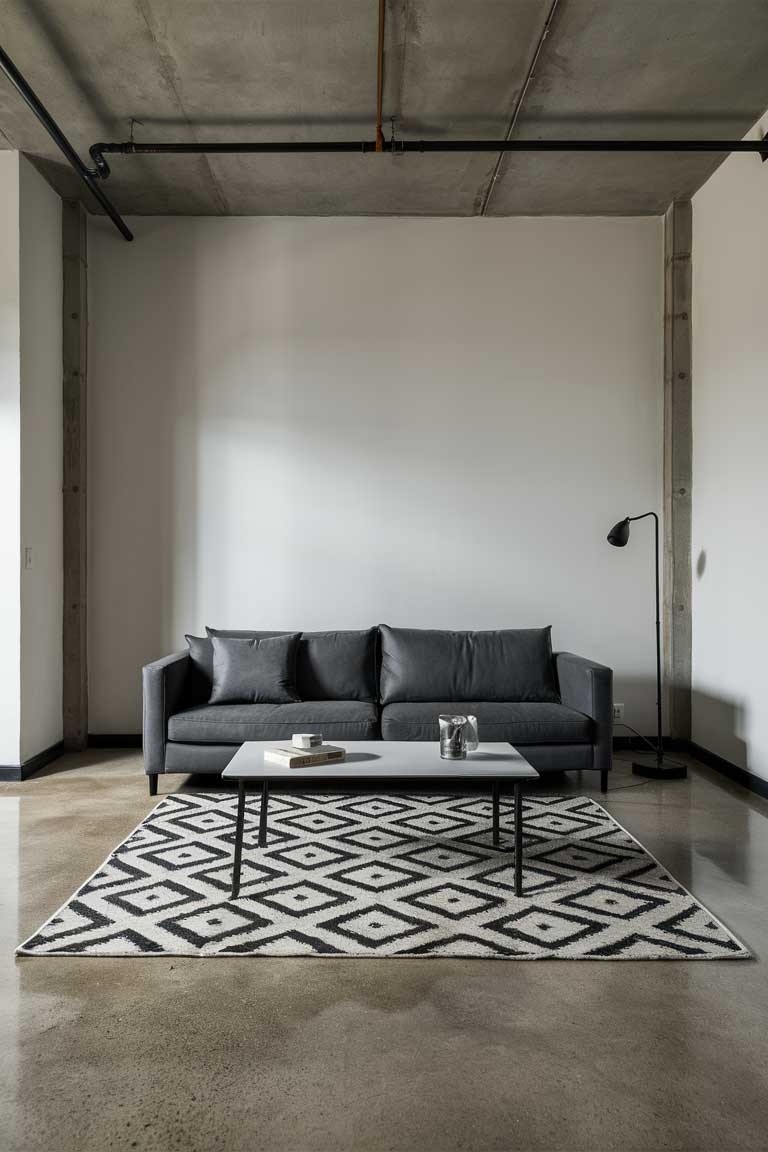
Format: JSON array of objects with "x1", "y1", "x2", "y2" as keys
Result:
[{"x1": 607, "y1": 513, "x2": 687, "y2": 780}]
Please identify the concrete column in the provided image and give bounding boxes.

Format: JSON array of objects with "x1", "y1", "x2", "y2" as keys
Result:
[
  {"x1": 62, "y1": 201, "x2": 88, "y2": 749},
  {"x1": 0, "y1": 154, "x2": 63, "y2": 774},
  {"x1": 663, "y1": 201, "x2": 692, "y2": 740}
]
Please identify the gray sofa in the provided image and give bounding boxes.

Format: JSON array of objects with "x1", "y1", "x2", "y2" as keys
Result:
[{"x1": 142, "y1": 625, "x2": 613, "y2": 795}]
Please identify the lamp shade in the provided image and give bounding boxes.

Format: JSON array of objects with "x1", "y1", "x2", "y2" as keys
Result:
[{"x1": 607, "y1": 518, "x2": 630, "y2": 547}]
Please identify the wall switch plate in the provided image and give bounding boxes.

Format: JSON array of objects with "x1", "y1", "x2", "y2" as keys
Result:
[
  {"x1": 613, "y1": 703, "x2": 624, "y2": 723},
  {"x1": 24, "y1": 547, "x2": 33, "y2": 570}
]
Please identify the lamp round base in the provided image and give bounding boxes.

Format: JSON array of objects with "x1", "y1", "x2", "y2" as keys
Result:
[{"x1": 631, "y1": 756, "x2": 687, "y2": 780}]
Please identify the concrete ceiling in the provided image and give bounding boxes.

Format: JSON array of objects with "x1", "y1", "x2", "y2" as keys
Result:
[{"x1": 1, "y1": 0, "x2": 767, "y2": 219}]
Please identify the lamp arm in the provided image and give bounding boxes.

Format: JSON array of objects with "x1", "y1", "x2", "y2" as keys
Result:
[{"x1": 627, "y1": 511, "x2": 659, "y2": 526}]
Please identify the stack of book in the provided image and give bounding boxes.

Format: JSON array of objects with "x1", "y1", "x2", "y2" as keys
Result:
[{"x1": 264, "y1": 743, "x2": 346, "y2": 769}]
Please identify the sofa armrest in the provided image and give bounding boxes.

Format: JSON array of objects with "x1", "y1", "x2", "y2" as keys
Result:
[
  {"x1": 555, "y1": 652, "x2": 613, "y2": 776},
  {"x1": 142, "y1": 651, "x2": 191, "y2": 775}
]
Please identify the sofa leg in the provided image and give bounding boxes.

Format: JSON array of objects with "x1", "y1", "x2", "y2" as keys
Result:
[
  {"x1": 600, "y1": 769, "x2": 608, "y2": 794},
  {"x1": 148, "y1": 774, "x2": 158, "y2": 797}
]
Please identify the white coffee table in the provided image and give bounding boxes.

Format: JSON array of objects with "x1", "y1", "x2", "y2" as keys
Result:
[{"x1": 222, "y1": 741, "x2": 539, "y2": 899}]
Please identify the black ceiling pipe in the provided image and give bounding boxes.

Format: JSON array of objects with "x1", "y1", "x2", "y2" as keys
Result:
[
  {"x1": 0, "y1": 44, "x2": 133, "y2": 241},
  {"x1": 92, "y1": 136, "x2": 768, "y2": 159}
]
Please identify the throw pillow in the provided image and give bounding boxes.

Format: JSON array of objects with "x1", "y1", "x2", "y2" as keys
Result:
[{"x1": 209, "y1": 633, "x2": 301, "y2": 704}]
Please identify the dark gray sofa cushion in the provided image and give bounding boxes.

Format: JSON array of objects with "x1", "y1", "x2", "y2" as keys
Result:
[
  {"x1": 380, "y1": 701, "x2": 591, "y2": 743},
  {"x1": 204, "y1": 627, "x2": 377, "y2": 701},
  {"x1": 379, "y1": 625, "x2": 559, "y2": 704},
  {"x1": 297, "y1": 630, "x2": 377, "y2": 701},
  {"x1": 168, "y1": 700, "x2": 379, "y2": 744},
  {"x1": 209, "y1": 634, "x2": 300, "y2": 704}
]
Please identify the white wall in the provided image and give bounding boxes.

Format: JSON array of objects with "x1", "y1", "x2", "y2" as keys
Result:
[
  {"x1": 88, "y1": 215, "x2": 663, "y2": 733},
  {"x1": 692, "y1": 113, "x2": 768, "y2": 781},
  {"x1": 0, "y1": 153, "x2": 22, "y2": 765},
  {"x1": 19, "y1": 159, "x2": 63, "y2": 761},
  {"x1": 0, "y1": 153, "x2": 62, "y2": 767}
]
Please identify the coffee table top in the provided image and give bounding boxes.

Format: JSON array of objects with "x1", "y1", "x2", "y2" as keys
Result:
[{"x1": 222, "y1": 740, "x2": 539, "y2": 781}]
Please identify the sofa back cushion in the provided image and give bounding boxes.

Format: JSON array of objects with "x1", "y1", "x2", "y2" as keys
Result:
[
  {"x1": 185, "y1": 631, "x2": 283, "y2": 699},
  {"x1": 198, "y1": 627, "x2": 377, "y2": 702},
  {"x1": 209, "y1": 634, "x2": 301, "y2": 704},
  {"x1": 297, "y1": 630, "x2": 378, "y2": 702},
  {"x1": 378, "y1": 625, "x2": 559, "y2": 704}
]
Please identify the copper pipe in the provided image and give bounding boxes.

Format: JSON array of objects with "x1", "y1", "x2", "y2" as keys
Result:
[{"x1": 375, "y1": 0, "x2": 385, "y2": 152}]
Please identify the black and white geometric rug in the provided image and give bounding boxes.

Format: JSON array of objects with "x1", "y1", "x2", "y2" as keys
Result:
[{"x1": 17, "y1": 793, "x2": 748, "y2": 959}]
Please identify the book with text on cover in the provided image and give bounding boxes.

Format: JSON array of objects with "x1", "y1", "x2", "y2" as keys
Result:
[{"x1": 264, "y1": 744, "x2": 346, "y2": 769}]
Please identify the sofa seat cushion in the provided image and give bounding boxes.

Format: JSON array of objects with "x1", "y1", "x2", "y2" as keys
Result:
[
  {"x1": 380, "y1": 701, "x2": 592, "y2": 744},
  {"x1": 168, "y1": 700, "x2": 379, "y2": 744}
]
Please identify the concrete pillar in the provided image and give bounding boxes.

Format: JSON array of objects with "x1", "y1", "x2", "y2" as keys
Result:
[
  {"x1": 663, "y1": 201, "x2": 692, "y2": 740},
  {"x1": 0, "y1": 154, "x2": 63, "y2": 775},
  {"x1": 62, "y1": 201, "x2": 88, "y2": 749}
]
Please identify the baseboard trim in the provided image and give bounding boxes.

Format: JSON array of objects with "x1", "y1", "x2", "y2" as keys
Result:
[
  {"x1": 88, "y1": 734, "x2": 142, "y2": 748},
  {"x1": 0, "y1": 740, "x2": 65, "y2": 781},
  {"x1": 689, "y1": 741, "x2": 768, "y2": 801}
]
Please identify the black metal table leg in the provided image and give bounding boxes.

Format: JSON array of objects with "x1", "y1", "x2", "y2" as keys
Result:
[
  {"x1": 231, "y1": 779, "x2": 246, "y2": 900},
  {"x1": 514, "y1": 781, "x2": 523, "y2": 897},
  {"x1": 259, "y1": 778, "x2": 269, "y2": 847},
  {"x1": 492, "y1": 780, "x2": 500, "y2": 846}
]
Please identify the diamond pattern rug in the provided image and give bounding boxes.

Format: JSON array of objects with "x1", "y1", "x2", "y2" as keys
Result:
[{"x1": 17, "y1": 793, "x2": 748, "y2": 959}]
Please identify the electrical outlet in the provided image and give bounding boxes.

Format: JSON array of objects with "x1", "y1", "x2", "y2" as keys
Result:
[{"x1": 613, "y1": 703, "x2": 624, "y2": 723}]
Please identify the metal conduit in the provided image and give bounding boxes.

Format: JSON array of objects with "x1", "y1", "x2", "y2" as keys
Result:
[
  {"x1": 480, "y1": 0, "x2": 562, "y2": 216},
  {"x1": 92, "y1": 138, "x2": 768, "y2": 158},
  {"x1": 0, "y1": 44, "x2": 133, "y2": 240}
]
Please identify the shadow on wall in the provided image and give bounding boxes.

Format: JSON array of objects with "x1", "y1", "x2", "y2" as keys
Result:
[
  {"x1": 607, "y1": 672, "x2": 751, "y2": 778},
  {"x1": 689, "y1": 689, "x2": 755, "y2": 889},
  {"x1": 696, "y1": 547, "x2": 706, "y2": 579},
  {"x1": 608, "y1": 675, "x2": 673, "y2": 742},
  {"x1": 691, "y1": 688, "x2": 749, "y2": 773}
]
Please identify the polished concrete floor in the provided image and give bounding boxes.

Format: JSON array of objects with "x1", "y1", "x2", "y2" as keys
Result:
[{"x1": 1, "y1": 750, "x2": 767, "y2": 1152}]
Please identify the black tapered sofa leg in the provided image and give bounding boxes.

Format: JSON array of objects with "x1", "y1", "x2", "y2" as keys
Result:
[
  {"x1": 600, "y1": 769, "x2": 608, "y2": 793},
  {"x1": 148, "y1": 774, "x2": 158, "y2": 797}
]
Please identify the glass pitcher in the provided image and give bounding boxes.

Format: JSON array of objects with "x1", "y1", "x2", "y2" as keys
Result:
[{"x1": 439, "y1": 714, "x2": 478, "y2": 759}]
